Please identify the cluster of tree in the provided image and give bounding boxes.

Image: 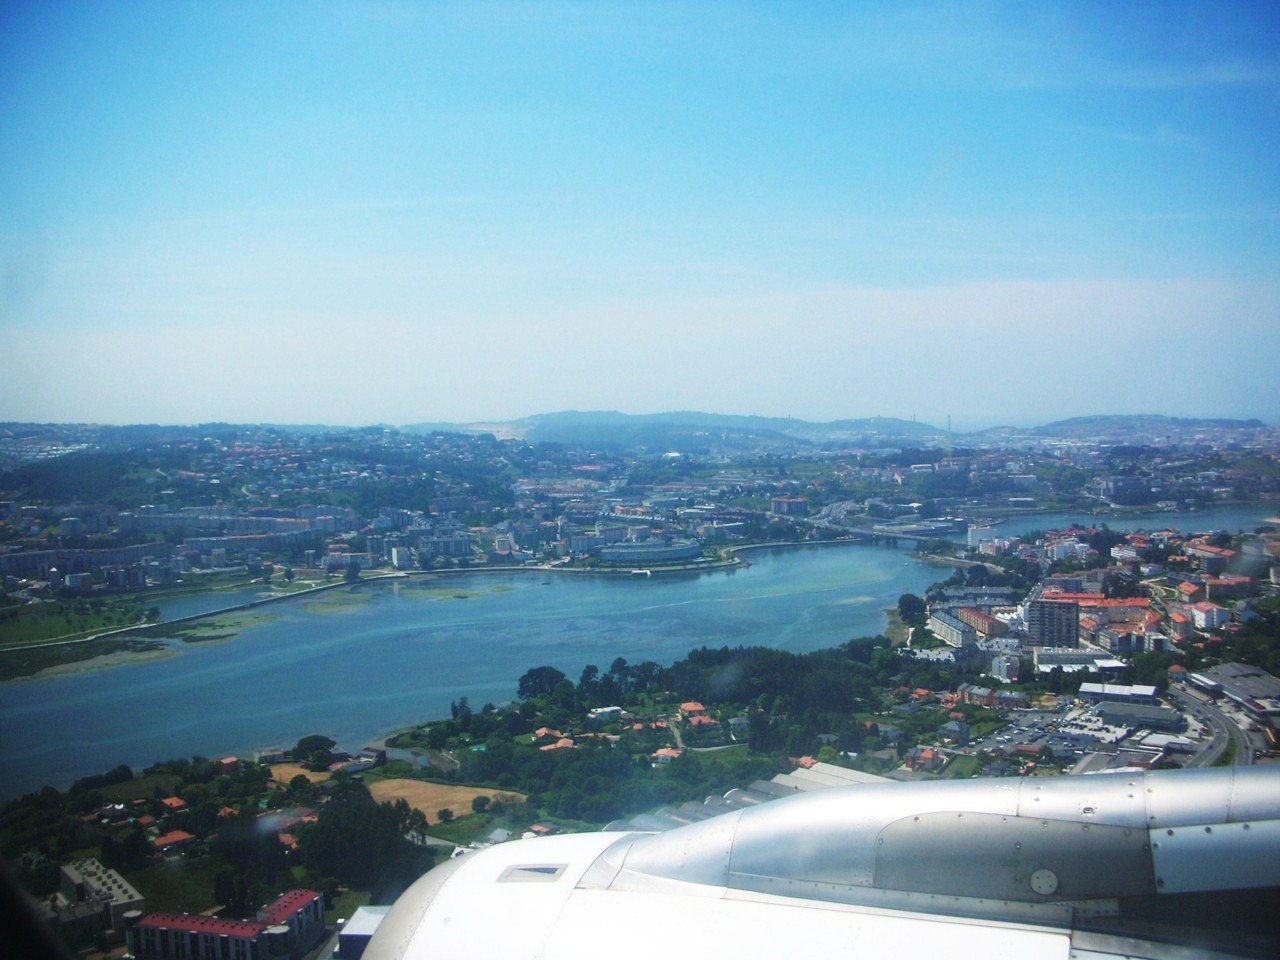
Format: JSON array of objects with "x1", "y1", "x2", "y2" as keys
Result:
[
  {"x1": 294, "y1": 734, "x2": 338, "y2": 771},
  {"x1": 2, "y1": 746, "x2": 447, "y2": 915},
  {"x1": 210, "y1": 808, "x2": 290, "y2": 916},
  {"x1": 928, "y1": 556, "x2": 1040, "y2": 597},
  {"x1": 296, "y1": 778, "x2": 436, "y2": 903},
  {"x1": 455, "y1": 732, "x2": 783, "y2": 822},
  {"x1": 0, "y1": 449, "x2": 192, "y2": 507},
  {"x1": 897, "y1": 593, "x2": 927, "y2": 626}
]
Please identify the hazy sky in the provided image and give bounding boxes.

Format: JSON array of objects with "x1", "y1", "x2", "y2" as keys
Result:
[{"x1": 2, "y1": 2, "x2": 1278, "y2": 430}]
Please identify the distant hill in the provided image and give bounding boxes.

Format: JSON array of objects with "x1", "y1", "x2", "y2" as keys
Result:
[
  {"x1": 401, "y1": 411, "x2": 946, "y2": 450},
  {"x1": 1032, "y1": 415, "x2": 1267, "y2": 439}
]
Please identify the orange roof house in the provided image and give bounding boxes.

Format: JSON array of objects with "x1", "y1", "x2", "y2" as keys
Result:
[{"x1": 153, "y1": 829, "x2": 196, "y2": 851}]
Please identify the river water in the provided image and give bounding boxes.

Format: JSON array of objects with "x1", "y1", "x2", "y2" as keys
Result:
[
  {"x1": 0, "y1": 542, "x2": 934, "y2": 800},
  {"x1": 2, "y1": 504, "x2": 1272, "y2": 801}
]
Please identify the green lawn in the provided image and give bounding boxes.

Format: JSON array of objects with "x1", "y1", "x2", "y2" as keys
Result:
[
  {"x1": 100, "y1": 772, "x2": 182, "y2": 803},
  {"x1": 327, "y1": 888, "x2": 372, "y2": 922},
  {"x1": 942, "y1": 754, "x2": 982, "y2": 779},
  {"x1": 127, "y1": 856, "x2": 222, "y2": 914},
  {"x1": 0, "y1": 599, "x2": 151, "y2": 646}
]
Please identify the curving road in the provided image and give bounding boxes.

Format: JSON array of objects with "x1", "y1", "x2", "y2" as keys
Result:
[{"x1": 1167, "y1": 687, "x2": 1255, "y2": 767}]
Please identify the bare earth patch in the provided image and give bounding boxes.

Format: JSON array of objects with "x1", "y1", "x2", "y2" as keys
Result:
[{"x1": 368, "y1": 779, "x2": 524, "y2": 815}]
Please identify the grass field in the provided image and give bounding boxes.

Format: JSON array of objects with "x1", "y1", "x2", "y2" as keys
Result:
[
  {"x1": 942, "y1": 754, "x2": 982, "y2": 779},
  {"x1": 128, "y1": 857, "x2": 223, "y2": 914},
  {"x1": 0, "y1": 597, "x2": 151, "y2": 646},
  {"x1": 326, "y1": 888, "x2": 371, "y2": 923},
  {"x1": 99, "y1": 772, "x2": 182, "y2": 802}
]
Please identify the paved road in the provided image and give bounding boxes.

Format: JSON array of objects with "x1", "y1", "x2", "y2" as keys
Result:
[{"x1": 1168, "y1": 688, "x2": 1255, "y2": 767}]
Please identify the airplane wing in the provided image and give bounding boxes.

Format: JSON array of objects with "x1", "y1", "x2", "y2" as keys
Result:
[{"x1": 365, "y1": 765, "x2": 1280, "y2": 960}]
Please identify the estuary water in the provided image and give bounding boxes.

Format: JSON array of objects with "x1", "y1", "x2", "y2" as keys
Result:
[
  {"x1": 2, "y1": 504, "x2": 1272, "y2": 800},
  {"x1": 0, "y1": 542, "x2": 935, "y2": 800}
]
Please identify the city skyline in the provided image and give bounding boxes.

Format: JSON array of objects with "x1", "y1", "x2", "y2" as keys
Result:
[{"x1": 2, "y1": 2, "x2": 1278, "y2": 431}]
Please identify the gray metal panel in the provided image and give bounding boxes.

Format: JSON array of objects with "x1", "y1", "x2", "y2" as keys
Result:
[
  {"x1": 1143, "y1": 766, "x2": 1280, "y2": 827},
  {"x1": 807, "y1": 761, "x2": 891, "y2": 784},
  {"x1": 620, "y1": 808, "x2": 742, "y2": 887},
  {"x1": 1013, "y1": 774, "x2": 1148, "y2": 828},
  {"x1": 1149, "y1": 819, "x2": 1280, "y2": 894},
  {"x1": 873, "y1": 812, "x2": 1156, "y2": 901},
  {"x1": 750, "y1": 779, "x2": 800, "y2": 798},
  {"x1": 728, "y1": 778, "x2": 1028, "y2": 890},
  {"x1": 676, "y1": 801, "x2": 716, "y2": 821},
  {"x1": 729, "y1": 788, "x2": 777, "y2": 805},
  {"x1": 629, "y1": 813, "x2": 683, "y2": 832},
  {"x1": 724, "y1": 873, "x2": 1084, "y2": 926},
  {"x1": 603, "y1": 767, "x2": 1280, "y2": 922},
  {"x1": 769, "y1": 772, "x2": 826, "y2": 791},
  {"x1": 723, "y1": 788, "x2": 765, "y2": 806},
  {"x1": 788, "y1": 767, "x2": 862, "y2": 787}
]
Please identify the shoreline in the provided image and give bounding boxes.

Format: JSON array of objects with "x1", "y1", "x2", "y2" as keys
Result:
[{"x1": 7, "y1": 495, "x2": 1274, "y2": 681}]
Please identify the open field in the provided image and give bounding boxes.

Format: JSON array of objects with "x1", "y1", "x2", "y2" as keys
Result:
[
  {"x1": 368, "y1": 779, "x2": 524, "y2": 816},
  {"x1": 270, "y1": 763, "x2": 331, "y2": 783}
]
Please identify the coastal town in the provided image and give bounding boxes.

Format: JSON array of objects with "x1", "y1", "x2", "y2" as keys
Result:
[{"x1": 2, "y1": 412, "x2": 1280, "y2": 959}]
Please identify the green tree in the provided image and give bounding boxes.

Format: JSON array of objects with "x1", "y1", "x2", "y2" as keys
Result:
[
  {"x1": 294, "y1": 734, "x2": 336, "y2": 759},
  {"x1": 437, "y1": 808, "x2": 454, "y2": 823},
  {"x1": 897, "y1": 593, "x2": 927, "y2": 624},
  {"x1": 297, "y1": 780, "x2": 435, "y2": 901},
  {"x1": 517, "y1": 666, "x2": 566, "y2": 700}
]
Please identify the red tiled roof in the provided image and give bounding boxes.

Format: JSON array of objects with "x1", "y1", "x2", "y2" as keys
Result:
[
  {"x1": 140, "y1": 914, "x2": 266, "y2": 938},
  {"x1": 259, "y1": 889, "x2": 320, "y2": 924},
  {"x1": 152, "y1": 830, "x2": 195, "y2": 849}
]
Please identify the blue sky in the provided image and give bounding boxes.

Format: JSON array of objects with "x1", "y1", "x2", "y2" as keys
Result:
[{"x1": 1, "y1": 1, "x2": 1277, "y2": 429}]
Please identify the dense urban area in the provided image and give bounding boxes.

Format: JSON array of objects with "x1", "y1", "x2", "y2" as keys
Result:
[{"x1": 2, "y1": 412, "x2": 1279, "y2": 960}]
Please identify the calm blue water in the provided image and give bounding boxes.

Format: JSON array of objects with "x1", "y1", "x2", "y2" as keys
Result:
[
  {"x1": 4, "y1": 506, "x2": 1272, "y2": 800},
  {"x1": 0, "y1": 543, "x2": 935, "y2": 799},
  {"x1": 155, "y1": 586, "x2": 274, "y2": 620}
]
